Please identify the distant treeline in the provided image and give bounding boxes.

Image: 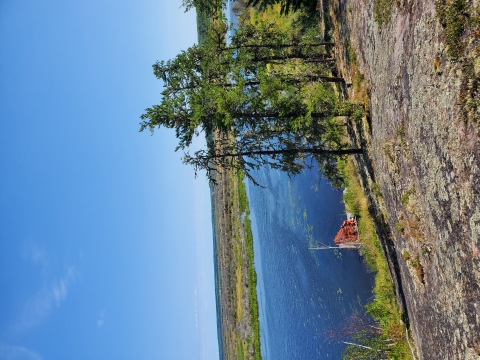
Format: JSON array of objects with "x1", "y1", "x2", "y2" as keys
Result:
[{"x1": 184, "y1": 0, "x2": 320, "y2": 17}]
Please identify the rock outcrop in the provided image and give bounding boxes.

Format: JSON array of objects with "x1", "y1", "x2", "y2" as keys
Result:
[{"x1": 331, "y1": 0, "x2": 480, "y2": 358}]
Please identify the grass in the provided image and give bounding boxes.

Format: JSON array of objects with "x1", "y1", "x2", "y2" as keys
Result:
[
  {"x1": 436, "y1": 0, "x2": 467, "y2": 60},
  {"x1": 339, "y1": 158, "x2": 414, "y2": 359},
  {"x1": 343, "y1": 40, "x2": 370, "y2": 119},
  {"x1": 435, "y1": 0, "x2": 480, "y2": 125},
  {"x1": 341, "y1": 183, "x2": 361, "y2": 216},
  {"x1": 401, "y1": 187, "x2": 415, "y2": 207},
  {"x1": 395, "y1": 221, "x2": 405, "y2": 233},
  {"x1": 396, "y1": 126, "x2": 408, "y2": 150},
  {"x1": 236, "y1": 170, "x2": 262, "y2": 359},
  {"x1": 347, "y1": 44, "x2": 356, "y2": 65},
  {"x1": 235, "y1": 262, "x2": 244, "y2": 321},
  {"x1": 373, "y1": 0, "x2": 392, "y2": 28},
  {"x1": 237, "y1": 339, "x2": 245, "y2": 360},
  {"x1": 370, "y1": 182, "x2": 382, "y2": 198}
]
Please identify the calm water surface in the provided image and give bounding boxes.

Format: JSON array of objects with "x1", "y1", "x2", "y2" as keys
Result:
[{"x1": 247, "y1": 167, "x2": 375, "y2": 359}]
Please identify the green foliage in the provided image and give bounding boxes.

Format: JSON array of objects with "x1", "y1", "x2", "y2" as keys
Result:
[
  {"x1": 141, "y1": 14, "x2": 363, "y2": 186},
  {"x1": 236, "y1": 340, "x2": 245, "y2": 360},
  {"x1": 366, "y1": 298, "x2": 393, "y2": 326},
  {"x1": 373, "y1": 0, "x2": 391, "y2": 28},
  {"x1": 294, "y1": 5, "x2": 320, "y2": 30},
  {"x1": 342, "y1": 188, "x2": 360, "y2": 216},
  {"x1": 347, "y1": 44, "x2": 356, "y2": 65},
  {"x1": 183, "y1": 0, "x2": 321, "y2": 17},
  {"x1": 370, "y1": 182, "x2": 382, "y2": 198},
  {"x1": 247, "y1": 0, "x2": 319, "y2": 16},
  {"x1": 395, "y1": 222, "x2": 404, "y2": 233},
  {"x1": 237, "y1": 171, "x2": 250, "y2": 214},
  {"x1": 396, "y1": 125, "x2": 408, "y2": 150},
  {"x1": 401, "y1": 187, "x2": 415, "y2": 206},
  {"x1": 436, "y1": 0, "x2": 467, "y2": 59},
  {"x1": 395, "y1": 126, "x2": 404, "y2": 138},
  {"x1": 347, "y1": 102, "x2": 365, "y2": 124},
  {"x1": 182, "y1": 0, "x2": 224, "y2": 18},
  {"x1": 344, "y1": 330, "x2": 410, "y2": 359}
]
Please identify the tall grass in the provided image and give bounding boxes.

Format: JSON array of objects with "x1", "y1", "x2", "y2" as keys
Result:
[{"x1": 339, "y1": 158, "x2": 414, "y2": 359}]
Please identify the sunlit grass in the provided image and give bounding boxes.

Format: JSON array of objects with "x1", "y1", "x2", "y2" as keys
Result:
[{"x1": 339, "y1": 158, "x2": 413, "y2": 359}]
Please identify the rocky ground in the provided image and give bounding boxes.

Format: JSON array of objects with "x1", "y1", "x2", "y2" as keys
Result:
[{"x1": 330, "y1": 0, "x2": 480, "y2": 358}]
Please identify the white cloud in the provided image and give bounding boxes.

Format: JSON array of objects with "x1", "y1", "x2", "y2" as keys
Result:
[
  {"x1": 21, "y1": 244, "x2": 48, "y2": 267},
  {"x1": 97, "y1": 311, "x2": 105, "y2": 328},
  {"x1": 15, "y1": 267, "x2": 76, "y2": 332},
  {"x1": 52, "y1": 277, "x2": 68, "y2": 306},
  {"x1": 0, "y1": 343, "x2": 43, "y2": 360}
]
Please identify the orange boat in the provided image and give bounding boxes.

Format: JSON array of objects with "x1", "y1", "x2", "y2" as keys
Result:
[{"x1": 333, "y1": 218, "x2": 360, "y2": 248}]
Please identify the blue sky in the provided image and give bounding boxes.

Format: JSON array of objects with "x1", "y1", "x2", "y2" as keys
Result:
[{"x1": 0, "y1": 1, "x2": 219, "y2": 359}]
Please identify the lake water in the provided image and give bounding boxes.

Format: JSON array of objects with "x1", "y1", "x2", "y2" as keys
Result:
[{"x1": 247, "y1": 166, "x2": 375, "y2": 359}]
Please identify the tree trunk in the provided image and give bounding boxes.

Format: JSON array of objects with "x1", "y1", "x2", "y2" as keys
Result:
[
  {"x1": 232, "y1": 110, "x2": 357, "y2": 119},
  {"x1": 210, "y1": 147, "x2": 363, "y2": 159},
  {"x1": 252, "y1": 54, "x2": 334, "y2": 63},
  {"x1": 168, "y1": 74, "x2": 345, "y2": 93},
  {"x1": 220, "y1": 42, "x2": 335, "y2": 52}
]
